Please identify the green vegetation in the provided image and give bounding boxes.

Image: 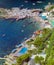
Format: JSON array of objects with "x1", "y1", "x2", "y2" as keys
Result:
[
  {"x1": 34, "y1": 56, "x2": 44, "y2": 65},
  {"x1": 13, "y1": 53, "x2": 30, "y2": 65},
  {"x1": 45, "y1": 5, "x2": 54, "y2": 11},
  {"x1": 0, "y1": 8, "x2": 7, "y2": 15},
  {"x1": 51, "y1": 11, "x2": 54, "y2": 15},
  {"x1": 27, "y1": 28, "x2": 51, "y2": 54},
  {"x1": 12, "y1": 28, "x2": 54, "y2": 65},
  {"x1": 28, "y1": 49, "x2": 37, "y2": 55},
  {"x1": 27, "y1": 28, "x2": 54, "y2": 65}
]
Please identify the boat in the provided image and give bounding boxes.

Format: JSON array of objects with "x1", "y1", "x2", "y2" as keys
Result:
[
  {"x1": 32, "y1": 3, "x2": 35, "y2": 5},
  {"x1": 11, "y1": 49, "x2": 17, "y2": 53},
  {"x1": 23, "y1": 25, "x2": 26, "y2": 27},
  {"x1": 16, "y1": 44, "x2": 22, "y2": 48},
  {"x1": 24, "y1": 0, "x2": 28, "y2": 3},
  {"x1": 2, "y1": 34, "x2": 6, "y2": 37},
  {"x1": 37, "y1": 1, "x2": 43, "y2": 3},
  {"x1": 21, "y1": 30, "x2": 24, "y2": 32},
  {"x1": 24, "y1": 37, "x2": 27, "y2": 40},
  {"x1": 21, "y1": 5, "x2": 24, "y2": 7}
]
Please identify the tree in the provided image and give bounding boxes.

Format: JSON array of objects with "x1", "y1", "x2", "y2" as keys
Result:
[
  {"x1": 16, "y1": 53, "x2": 30, "y2": 65},
  {"x1": 34, "y1": 56, "x2": 44, "y2": 65},
  {"x1": 46, "y1": 59, "x2": 54, "y2": 65}
]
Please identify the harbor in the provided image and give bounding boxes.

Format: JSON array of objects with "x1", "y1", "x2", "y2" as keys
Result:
[
  {"x1": 0, "y1": 0, "x2": 54, "y2": 65},
  {"x1": 0, "y1": 5, "x2": 53, "y2": 65}
]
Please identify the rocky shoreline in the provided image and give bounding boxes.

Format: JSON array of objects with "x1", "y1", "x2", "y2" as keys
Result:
[{"x1": 0, "y1": 8, "x2": 43, "y2": 20}]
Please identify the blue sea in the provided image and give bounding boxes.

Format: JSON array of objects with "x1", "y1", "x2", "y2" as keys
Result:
[
  {"x1": 0, "y1": 0, "x2": 54, "y2": 57},
  {"x1": 0, "y1": 0, "x2": 54, "y2": 8},
  {"x1": 0, "y1": 18, "x2": 40, "y2": 57}
]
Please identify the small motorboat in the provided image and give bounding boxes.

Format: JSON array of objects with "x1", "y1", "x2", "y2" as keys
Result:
[
  {"x1": 32, "y1": 3, "x2": 36, "y2": 5},
  {"x1": 21, "y1": 30, "x2": 24, "y2": 32},
  {"x1": 37, "y1": 1, "x2": 43, "y2": 3},
  {"x1": 24, "y1": 0, "x2": 28, "y2": 3},
  {"x1": 23, "y1": 25, "x2": 26, "y2": 27},
  {"x1": 24, "y1": 37, "x2": 27, "y2": 40},
  {"x1": 2, "y1": 34, "x2": 6, "y2": 37}
]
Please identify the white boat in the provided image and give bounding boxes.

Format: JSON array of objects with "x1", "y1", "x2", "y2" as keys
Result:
[
  {"x1": 32, "y1": 3, "x2": 35, "y2": 5},
  {"x1": 21, "y1": 30, "x2": 24, "y2": 32},
  {"x1": 2, "y1": 34, "x2": 6, "y2": 37},
  {"x1": 23, "y1": 25, "x2": 26, "y2": 27},
  {"x1": 24, "y1": 0, "x2": 28, "y2": 3},
  {"x1": 21, "y1": 4, "x2": 24, "y2": 7},
  {"x1": 37, "y1": 1, "x2": 43, "y2": 3},
  {"x1": 16, "y1": 44, "x2": 22, "y2": 48}
]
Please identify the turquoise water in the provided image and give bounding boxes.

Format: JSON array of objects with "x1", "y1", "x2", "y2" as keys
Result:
[
  {"x1": 40, "y1": 16, "x2": 47, "y2": 20},
  {"x1": 19, "y1": 47, "x2": 28, "y2": 54}
]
